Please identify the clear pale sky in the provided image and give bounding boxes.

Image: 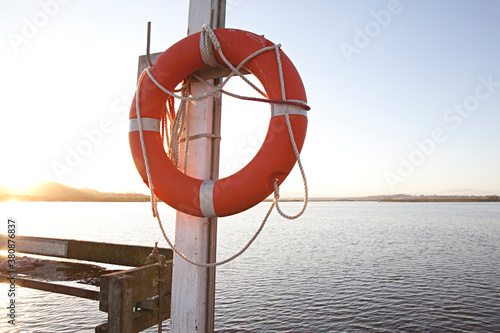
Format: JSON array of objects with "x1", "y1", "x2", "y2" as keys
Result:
[{"x1": 1, "y1": 0, "x2": 499, "y2": 197}]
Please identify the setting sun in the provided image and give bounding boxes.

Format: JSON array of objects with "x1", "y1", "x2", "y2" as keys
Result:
[{"x1": 0, "y1": 174, "x2": 44, "y2": 192}]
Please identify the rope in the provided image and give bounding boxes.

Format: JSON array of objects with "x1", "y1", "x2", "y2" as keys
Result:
[
  {"x1": 200, "y1": 28, "x2": 219, "y2": 67},
  {"x1": 135, "y1": 69, "x2": 158, "y2": 218},
  {"x1": 201, "y1": 24, "x2": 268, "y2": 98},
  {"x1": 155, "y1": 199, "x2": 276, "y2": 268},
  {"x1": 182, "y1": 86, "x2": 191, "y2": 173},
  {"x1": 168, "y1": 80, "x2": 192, "y2": 168},
  {"x1": 191, "y1": 72, "x2": 311, "y2": 110},
  {"x1": 135, "y1": 24, "x2": 308, "y2": 267},
  {"x1": 272, "y1": 45, "x2": 309, "y2": 219}
]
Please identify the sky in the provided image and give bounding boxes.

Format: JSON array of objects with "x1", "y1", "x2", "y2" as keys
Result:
[{"x1": 0, "y1": 0, "x2": 499, "y2": 198}]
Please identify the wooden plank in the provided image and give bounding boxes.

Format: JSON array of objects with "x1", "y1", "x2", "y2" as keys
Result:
[
  {"x1": 0, "y1": 234, "x2": 68, "y2": 256},
  {"x1": 95, "y1": 322, "x2": 108, "y2": 333},
  {"x1": 100, "y1": 264, "x2": 157, "y2": 312},
  {"x1": 195, "y1": 66, "x2": 250, "y2": 80},
  {"x1": 66, "y1": 239, "x2": 173, "y2": 267},
  {"x1": 0, "y1": 274, "x2": 99, "y2": 300},
  {"x1": 99, "y1": 261, "x2": 172, "y2": 312},
  {"x1": 95, "y1": 293, "x2": 170, "y2": 333},
  {"x1": 98, "y1": 265, "x2": 172, "y2": 333},
  {"x1": 137, "y1": 52, "x2": 162, "y2": 80},
  {"x1": 136, "y1": 291, "x2": 171, "y2": 310},
  {"x1": 133, "y1": 293, "x2": 171, "y2": 332},
  {"x1": 0, "y1": 235, "x2": 173, "y2": 267}
]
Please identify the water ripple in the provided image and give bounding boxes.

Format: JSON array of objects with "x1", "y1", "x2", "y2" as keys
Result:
[{"x1": 1, "y1": 202, "x2": 499, "y2": 332}]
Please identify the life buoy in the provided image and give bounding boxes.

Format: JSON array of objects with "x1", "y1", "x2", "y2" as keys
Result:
[{"x1": 129, "y1": 28, "x2": 308, "y2": 217}]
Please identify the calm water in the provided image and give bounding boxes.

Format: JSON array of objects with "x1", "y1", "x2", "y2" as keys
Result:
[{"x1": 1, "y1": 201, "x2": 499, "y2": 332}]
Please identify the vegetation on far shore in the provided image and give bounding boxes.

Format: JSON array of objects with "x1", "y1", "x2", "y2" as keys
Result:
[
  {"x1": 1, "y1": 181, "x2": 498, "y2": 203},
  {"x1": 0, "y1": 181, "x2": 149, "y2": 202}
]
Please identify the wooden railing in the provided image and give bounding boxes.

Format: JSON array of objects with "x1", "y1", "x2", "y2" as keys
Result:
[{"x1": 0, "y1": 234, "x2": 173, "y2": 333}]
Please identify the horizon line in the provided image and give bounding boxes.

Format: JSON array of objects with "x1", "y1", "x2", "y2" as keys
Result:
[{"x1": 0, "y1": 180, "x2": 499, "y2": 200}]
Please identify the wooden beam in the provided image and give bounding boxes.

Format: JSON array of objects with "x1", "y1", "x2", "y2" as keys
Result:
[
  {"x1": 0, "y1": 274, "x2": 99, "y2": 300},
  {"x1": 132, "y1": 293, "x2": 171, "y2": 332},
  {"x1": 98, "y1": 261, "x2": 173, "y2": 332},
  {"x1": 99, "y1": 261, "x2": 172, "y2": 312},
  {"x1": 0, "y1": 235, "x2": 172, "y2": 267},
  {"x1": 95, "y1": 293, "x2": 171, "y2": 333},
  {"x1": 137, "y1": 52, "x2": 162, "y2": 80}
]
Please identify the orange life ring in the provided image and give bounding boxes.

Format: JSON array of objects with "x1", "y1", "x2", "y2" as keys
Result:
[{"x1": 129, "y1": 28, "x2": 308, "y2": 217}]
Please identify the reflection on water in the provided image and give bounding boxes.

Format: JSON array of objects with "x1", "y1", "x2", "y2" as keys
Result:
[
  {"x1": 1, "y1": 202, "x2": 499, "y2": 332},
  {"x1": 0, "y1": 284, "x2": 107, "y2": 333}
]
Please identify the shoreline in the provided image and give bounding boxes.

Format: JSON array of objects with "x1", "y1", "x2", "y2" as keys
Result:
[
  {"x1": 2, "y1": 198, "x2": 498, "y2": 203},
  {"x1": 2, "y1": 182, "x2": 498, "y2": 203}
]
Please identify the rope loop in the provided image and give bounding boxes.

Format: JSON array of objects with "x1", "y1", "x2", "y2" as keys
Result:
[
  {"x1": 200, "y1": 26, "x2": 219, "y2": 67},
  {"x1": 202, "y1": 23, "x2": 221, "y2": 51},
  {"x1": 135, "y1": 24, "x2": 308, "y2": 267}
]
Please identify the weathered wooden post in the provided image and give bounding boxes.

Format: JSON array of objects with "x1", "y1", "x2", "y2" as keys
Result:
[
  {"x1": 170, "y1": 1, "x2": 225, "y2": 332},
  {"x1": 108, "y1": 275, "x2": 134, "y2": 333}
]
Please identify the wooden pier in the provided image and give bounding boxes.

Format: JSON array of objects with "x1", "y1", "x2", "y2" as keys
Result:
[{"x1": 0, "y1": 234, "x2": 173, "y2": 332}]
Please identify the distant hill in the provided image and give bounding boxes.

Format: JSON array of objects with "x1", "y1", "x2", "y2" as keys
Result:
[
  {"x1": 377, "y1": 194, "x2": 500, "y2": 202},
  {"x1": 308, "y1": 194, "x2": 499, "y2": 202},
  {"x1": 271, "y1": 194, "x2": 500, "y2": 202},
  {"x1": 0, "y1": 181, "x2": 149, "y2": 202},
  {"x1": 0, "y1": 182, "x2": 498, "y2": 202}
]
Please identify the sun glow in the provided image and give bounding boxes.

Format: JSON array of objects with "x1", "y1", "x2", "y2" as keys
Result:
[{"x1": 0, "y1": 177, "x2": 42, "y2": 192}]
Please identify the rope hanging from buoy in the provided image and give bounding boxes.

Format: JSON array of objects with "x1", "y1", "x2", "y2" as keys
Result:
[{"x1": 131, "y1": 24, "x2": 309, "y2": 267}]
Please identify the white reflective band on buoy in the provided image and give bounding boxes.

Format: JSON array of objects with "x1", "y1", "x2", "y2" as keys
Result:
[
  {"x1": 271, "y1": 100, "x2": 309, "y2": 118},
  {"x1": 129, "y1": 118, "x2": 161, "y2": 132},
  {"x1": 199, "y1": 180, "x2": 217, "y2": 218}
]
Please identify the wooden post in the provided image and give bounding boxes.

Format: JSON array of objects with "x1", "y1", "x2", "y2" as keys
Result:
[
  {"x1": 108, "y1": 275, "x2": 134, "y2": 333},
  {"x1": 170, "y1": 1, "x2": 225, "y2": 333}
]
